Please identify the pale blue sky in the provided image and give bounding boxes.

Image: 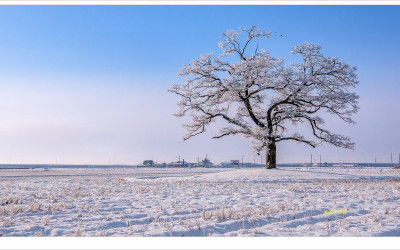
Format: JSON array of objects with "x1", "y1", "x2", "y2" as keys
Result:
[{"x1": 0, "y1": 6, "x2": 399, "y2": 164}]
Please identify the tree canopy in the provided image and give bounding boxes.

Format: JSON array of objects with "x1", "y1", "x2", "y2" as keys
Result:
[{"x1": 169, "y1": 26, "x2": 359, "y2": 168}]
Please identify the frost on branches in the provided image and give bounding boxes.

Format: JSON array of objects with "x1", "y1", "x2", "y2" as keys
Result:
[{"x1": 168, "y1": 26, "x2": 359, "y2": 169}]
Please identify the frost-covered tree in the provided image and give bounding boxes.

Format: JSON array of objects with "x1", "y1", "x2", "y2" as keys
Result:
[{"x1": 168, "y1": 26, "x2": 359, "y2": 169}]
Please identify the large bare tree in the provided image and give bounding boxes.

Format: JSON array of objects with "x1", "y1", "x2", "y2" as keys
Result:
[{"x1": 168, "y1": 26, "x2": 359, "y2": 169}]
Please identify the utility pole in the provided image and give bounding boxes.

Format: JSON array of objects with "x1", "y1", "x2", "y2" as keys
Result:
[
  {"x1": 311, "y1": 154, "x2": 313, "y2": 166},
  {"x1": 178, "y1": 156, "x2": 180, "y2": 164},
  {"x1": 375, "y1": 156, "x2": 377, "y2": 164},
  {"x1": 391, "y1": 153, "x2": 393, "y2": 167},
  {"x1": 253, "y1": 158, "x2": 255, "y2": 167},
  {"x1": 319, "y1": 154, "x2": 321, "y2": 167}
]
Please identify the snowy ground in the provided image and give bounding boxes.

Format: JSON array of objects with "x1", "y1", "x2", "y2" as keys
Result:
[{"x1": 0, "y1": 167, "x2": 399, "y2": 236}]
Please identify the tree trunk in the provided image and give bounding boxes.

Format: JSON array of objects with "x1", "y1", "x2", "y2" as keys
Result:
[{"x1": 266, "y1": 141, "x2": 277, "y2": 169}]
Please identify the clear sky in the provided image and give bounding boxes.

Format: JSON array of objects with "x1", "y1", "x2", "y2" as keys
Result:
[{"x1": 0, "y1": 5, "x2": 399, "y2": 165}]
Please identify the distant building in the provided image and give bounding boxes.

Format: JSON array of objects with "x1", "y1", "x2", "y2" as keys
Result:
[
  {"x1": 167, "y1": 162, "x2": 184, "y2": 167},
  {"x1": 193, "y1": 157, "x2": 213, "y2": 167},
  {"x1": 230, "y1": 160, "x2": 240, "y2": 167}
]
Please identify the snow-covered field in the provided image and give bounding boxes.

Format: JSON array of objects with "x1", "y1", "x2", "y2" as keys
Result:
[{"x1": 0, "y1": 167, "x2": 399, "y2": 236}]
